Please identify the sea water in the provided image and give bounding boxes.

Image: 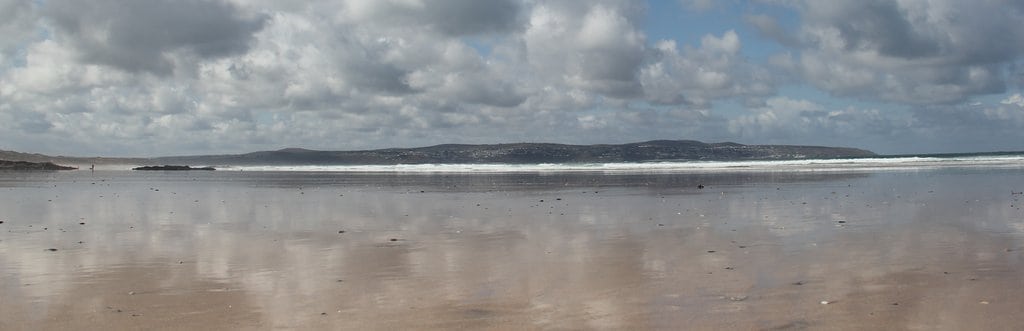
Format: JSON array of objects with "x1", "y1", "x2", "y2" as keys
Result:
[{"x1": 220, "y1": 152, "x2": 1024, "y2": 173}]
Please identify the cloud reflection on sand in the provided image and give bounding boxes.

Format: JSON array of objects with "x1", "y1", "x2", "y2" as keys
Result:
[{"x1": 1, "y1": 169, "x2": 1023, "y2": 330}]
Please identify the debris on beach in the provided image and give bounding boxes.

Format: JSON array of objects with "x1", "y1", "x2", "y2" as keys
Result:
[
  {"x1": 45, "y1": 248, "x2": 58, "y2": 252},
  {"x1": 820, "y1": 300, "x2": 831, "y2": 305}
]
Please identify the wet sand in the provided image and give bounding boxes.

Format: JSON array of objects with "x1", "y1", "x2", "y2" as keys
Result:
[{"x1": 2, "y1": 169, "x2": 1024, "y2": 330}]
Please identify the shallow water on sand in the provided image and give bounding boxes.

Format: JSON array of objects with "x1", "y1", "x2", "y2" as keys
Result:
[{"x1": 1, "y1": 168, "x2": 1023, "y2": 330}]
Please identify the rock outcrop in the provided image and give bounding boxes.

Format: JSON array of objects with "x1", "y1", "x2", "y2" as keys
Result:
[{"x1": 0, "y1": 160, "x2": 77, "y2": 170}]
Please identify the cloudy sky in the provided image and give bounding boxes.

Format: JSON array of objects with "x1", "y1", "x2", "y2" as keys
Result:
[{"x1": 2, "y1": 0, "x2": 1024, "y2": 156}]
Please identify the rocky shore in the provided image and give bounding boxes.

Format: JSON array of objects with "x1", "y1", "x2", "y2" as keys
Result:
[{"x1": 0, "y1": 160, "x2": 77, "y2": 170}]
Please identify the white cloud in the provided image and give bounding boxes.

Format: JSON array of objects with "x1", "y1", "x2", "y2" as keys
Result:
[
  {"x1": 640, "y1": 31, "x2": 774, "y2": 107},
  {"x1": 727, "y1": 96, "x2": 919, "y2": 151},
  {"x1": 1001, "y1": 93, "x2": 1024, "y2": 108}
]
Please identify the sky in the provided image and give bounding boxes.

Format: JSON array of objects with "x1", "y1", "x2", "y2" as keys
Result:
[{"x1": 2, "y1": 0, "x2": 1024, "y2": 157}]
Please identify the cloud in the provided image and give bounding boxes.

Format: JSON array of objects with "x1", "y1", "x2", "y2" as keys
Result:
[
  {"x1": 904, "y1": 100, "x2": 1024, "y2": 152},
  {"x1": 43, "y1": 0, "x2": 267, "y2": 75},
  {"x1": 744, "y1": 14, "x2": 800, "y2": 47},
  {"x1": 0, "y1": 0, "x2": 37, "y2": 55},
  {"x1": 764, "y1": 0, "x2": 1024, "y2": 104},
  {"x1": 522, "y1": 1, "x2": 648, "y2": 99},
  {"x1": 0, "y1": 0, "x2": 785, "y2": 155},
  {"x1": 726, "y1": 95, "x2": 1024, "y2": 153},
  {"x1": 1001, "y1": 93, "x2": 1024, "y2": 108},
  {"x1": 727, "y1": 97, "x2": 918, "y2": 150},
  {"x1": 339, "y1": 0, "x2": 525, "y2": 36},
  {"x1": 640, "y1": 31, "x2": 775, "y2": 107},
  {"x1": 4, "y1": 0, "x2": 1021, "y2": 156}
]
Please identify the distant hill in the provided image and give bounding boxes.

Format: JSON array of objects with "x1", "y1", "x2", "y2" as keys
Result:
[
  {"x1": 2, "y1": 140, "x2": 876, "y2": 167},
  {"x1": 0, "y1": 150, "x2": 143, "y2": 167},
  {"x1": 151, "y1": 140, "x2": 876, "y2": 166}
]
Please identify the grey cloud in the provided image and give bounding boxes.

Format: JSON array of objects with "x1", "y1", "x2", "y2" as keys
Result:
[
  {"x1": 0, "y1": 0, "x2": 36, "y2": 54},
  {"x1": 905, "y1": 101, "x2": 1024, "y2": 152},
  {"x1": 44, "y1": 0, "x2": 267, "y2": 75},
  {"x1": 765, "y1": 0, "x2": 1024, "y2": 104},
  {"x1": 805, "y1": 0, "x2": 939, "y2": 59},
  {"x1": 342, "y1": 61, "x2": 415, "y2": 95},
  {"x1": 443, "y1": 76, "x2": 526, "y2": 108},
  {"x1": 340, "y1": 0, "x2": 524, "y2": 37},
  {"x1": 913, "y1": 102, "x2": 1024, "y2": 132},
  {"x1": 428, "y1": 0, "x2": 524, "y2": 36},
  {"x1": 744, "y1": 14, "x2": 800, "y2": 47},
  {"x1": 574, "y1": 51, "x2": 645, "y2": 98},
  {"x1": 15, "y1": 111, "x2": 53, "y2": 133}
]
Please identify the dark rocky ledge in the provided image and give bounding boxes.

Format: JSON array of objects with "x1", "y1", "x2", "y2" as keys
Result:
[
  {"x1": 0, "y1": 160, "x2": 77, "y2": 170},
  {"x1": 132, "y1": 165, "x2": 216, "y2": 171}
]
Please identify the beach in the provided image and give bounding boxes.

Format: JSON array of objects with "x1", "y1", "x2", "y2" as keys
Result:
[{"x1": 2, "y1": 167, "x2": 1023, "y2": 330}]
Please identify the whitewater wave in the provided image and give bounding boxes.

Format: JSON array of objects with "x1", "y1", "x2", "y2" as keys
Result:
[{"x1": 222, "y1": 154, "x2": 1024, "y2": 173}]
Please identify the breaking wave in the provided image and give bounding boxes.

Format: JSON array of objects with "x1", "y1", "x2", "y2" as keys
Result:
[{"x1": 224, "y1": 153, "x2": 1024, "y2": 173}]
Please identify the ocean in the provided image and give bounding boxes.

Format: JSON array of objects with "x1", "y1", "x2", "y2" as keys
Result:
[{"x1": 219, "y1": 152, "x2": 1024, "y2": 173}]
